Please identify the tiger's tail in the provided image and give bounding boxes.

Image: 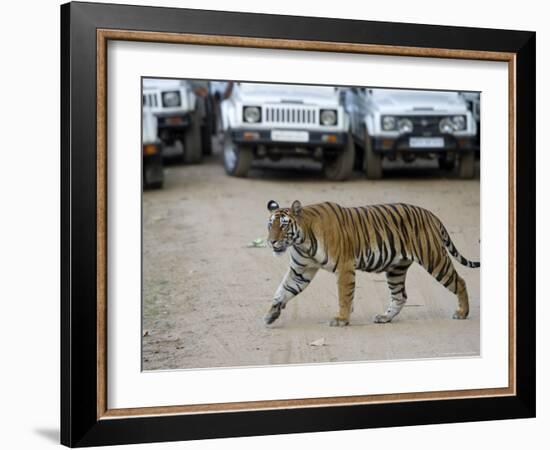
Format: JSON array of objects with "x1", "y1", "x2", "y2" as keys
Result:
[{"x1": 438, "y1": 221, "x2": 480, "y2": 268}]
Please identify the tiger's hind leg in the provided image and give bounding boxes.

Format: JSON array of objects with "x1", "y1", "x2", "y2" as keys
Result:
[
  {"x1": 425, "y1": 254, "x2": 469, "y2": 320},
  {"x1": 374, "y1": 261, "x2": 412, "y2": 324},
  {"x1": 452, "y1": 276, "x2": 469, "y2": 319}
]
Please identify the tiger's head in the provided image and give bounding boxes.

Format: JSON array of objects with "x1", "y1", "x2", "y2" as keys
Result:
[{"x1": 266, "y1": 199, "x2": 303, "y2": 257}]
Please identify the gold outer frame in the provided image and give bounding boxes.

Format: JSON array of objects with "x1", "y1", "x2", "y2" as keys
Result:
[{"x1": 96, "y1": 29, "x2": 516, "y2": 420}]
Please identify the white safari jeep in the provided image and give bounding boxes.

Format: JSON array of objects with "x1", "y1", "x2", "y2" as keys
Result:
[
  {"x1": 142, "y1": 78, "x2": 202, "y2": 163},
  {"x1": 220, "y1": 83, "x2": 354, "y2": 180},
  {"x1": 345, "y1": 88, "x2": 478, "y2": 179}
]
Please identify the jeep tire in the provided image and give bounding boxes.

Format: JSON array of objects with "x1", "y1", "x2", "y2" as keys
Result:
[
  {"x1": 223, "y1": 132, "x2": 253, "y2": 177},
  {"x1": 364, "y1": 127, "x2": 382, "y2": 179},
  {"x1": 143, "y1": 165, "x2": 164, "y2": 190},
  {"x1": 458, "y1": 150, "x2": 475, "y2": 179},
  {"x1": 201, "y1": 95, "x2": 215, "y2": 156},
  {"x1": 323, "y1": 130, "x2": 355, "y2": 181},
  {"x1": 183, "y1": 109, "x2": 203, "y2": 164}
]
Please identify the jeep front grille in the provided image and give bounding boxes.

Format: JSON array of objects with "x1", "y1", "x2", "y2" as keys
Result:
[
  {"x1": 264, "y1": 105, "x2": 318, "y2": 125},
  {"x1": 407, "y1": 115, "x2": 446, "y2": 134},
  {"x1": 143, "y1": 93, "x2": 159, "y2": 108}
]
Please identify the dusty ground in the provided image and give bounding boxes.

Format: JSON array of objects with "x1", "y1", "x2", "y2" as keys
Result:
[{"x1": 142, "y1": 151, "x2": 480, "y2": 371}]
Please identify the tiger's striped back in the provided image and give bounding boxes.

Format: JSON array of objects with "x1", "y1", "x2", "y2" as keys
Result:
[{"x1": 297, "y1": 202, "x2": 479, "y2": 273}]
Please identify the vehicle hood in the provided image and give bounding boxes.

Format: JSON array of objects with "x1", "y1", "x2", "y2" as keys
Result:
[
  {"x1": 369, "y1": 89, "x2": 468, "y2": 113},
  {"x1": 143, "y1": 78, "x2": 189, "y2": 90},
  {"x1": 236, "y1": 83, "x2": 340, "y2": 106}
]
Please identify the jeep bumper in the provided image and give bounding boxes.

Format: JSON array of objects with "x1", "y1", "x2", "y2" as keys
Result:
[
  {"x1": 231, "y1": 129, "x2": 348, "y2": 148},
  {"x1": 372, "y1": 134, "x2": 479, "y2": 154},
  {"x1": 156, "y1": 113, "x2": 192, "y2": 130}
]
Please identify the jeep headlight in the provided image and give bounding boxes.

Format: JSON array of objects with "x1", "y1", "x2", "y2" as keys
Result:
[
  {"x1": 440, "y1": 115, "x2": 467, "y2": 133},
  {"x1": 439, "y1": 117, "x2": 455, "y2": 134},
  {"x1": 381, "y1": 115, "x2": 397, "y2": 131},
  {"x1": 452, "y1": 115, "x2": 467, "y2": 130},
  {"x1": 243, "y1": 106, "x2": 261, "y2": 123},
  {"x1": 397, "y1": 118, "x2": 413, "y2": 133},
  {"x1": 161, "y1": 90, "x2": 181, "y2": 107},
  {"x1": 320, "y1": 109, "x2": 337, "y2": 126}
]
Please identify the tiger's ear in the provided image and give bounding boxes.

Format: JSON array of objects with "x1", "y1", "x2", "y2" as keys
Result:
[
  {"x1": 291, "y1": 200, "x2": 302, "y2": 216},
  {"x1": 267, "y1": 200, "x2": 279, "y2": 212}
]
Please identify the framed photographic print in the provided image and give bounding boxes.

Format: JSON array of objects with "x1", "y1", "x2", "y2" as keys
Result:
[{"x1": 61, "y1": 1, "x2": 536, "y2": 447}]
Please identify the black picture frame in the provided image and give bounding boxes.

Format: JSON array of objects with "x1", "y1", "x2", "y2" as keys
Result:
[{"x1": 61, "y1": 1, "x2": 535, "y2": 447}]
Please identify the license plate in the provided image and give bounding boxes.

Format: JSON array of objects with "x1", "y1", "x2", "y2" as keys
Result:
[
  {"x1": 271, "y1": 130, "x2": 309, "y2": 142},
  {"x1": 166, "y1": 116, "x2": 185, "y2": 125},
  {"x1": 409, "y1": 137, "x2": 445, "y2": 148}
]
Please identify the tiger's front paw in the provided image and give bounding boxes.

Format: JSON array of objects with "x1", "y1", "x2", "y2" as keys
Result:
[
  {"x1": 264, "y1": 304, "x2": 282, "y2": 325},
  {"x1": 373, "y1": 314, "x2": 392, "y2": 324},
  {"x1": 329, "y1": 317, "x2": 349, "y2": 327}
]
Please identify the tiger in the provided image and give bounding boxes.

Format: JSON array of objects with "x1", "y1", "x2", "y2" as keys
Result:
[{"x1": 264, "y1": 199, "x2": 480, "y2": 327}]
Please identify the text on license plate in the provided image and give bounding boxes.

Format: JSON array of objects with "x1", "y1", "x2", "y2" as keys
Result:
[
  {"x1": 271, "y1": 130, "x2": 309, "y2": 142},
  {"x1": 409, "y1": 137, "x2": 445, "y2": 148}
]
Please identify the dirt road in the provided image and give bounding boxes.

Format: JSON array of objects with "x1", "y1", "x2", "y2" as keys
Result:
[{"x1": 142, "y1": 155, "x2": 480, "y2": 370}]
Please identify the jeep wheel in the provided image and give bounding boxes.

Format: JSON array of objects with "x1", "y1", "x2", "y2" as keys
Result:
[
  {"x1": 438, "y1": 152, "x2": 456, "y2": 171},
  {"x1": 458, "y1": 151, "x2": 475, "y2": 179},
  {"x1": 223, "y1": 132, "x2": 253, "y2": 177},
  {"x1": 323, "y1": 131, "x2": 355, "y2": 181},
  {"x1": 183, "y1": 109, "x2": 203, "y2": 164},
  {"x1": 143, "y1": 166, "x2": 164, "y2": 190},
  {"x1": 201, "y1": 95, "x2": 215, "y2": 156},
  {"x1": 364, "y1": 127, "x2": 382, "y2": 179}
]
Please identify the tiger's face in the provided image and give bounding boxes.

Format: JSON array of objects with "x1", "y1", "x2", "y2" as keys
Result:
[{"x1": 266, "y1": 200, "x2": 302, "y2": 257}]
